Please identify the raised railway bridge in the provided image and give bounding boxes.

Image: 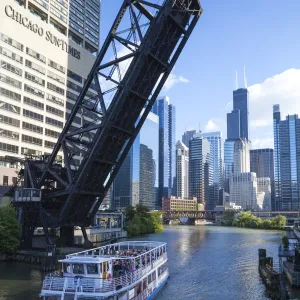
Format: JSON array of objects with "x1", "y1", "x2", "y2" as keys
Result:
[{"x1": 162, "y1": 210, "x2": 300, "y2": 223}]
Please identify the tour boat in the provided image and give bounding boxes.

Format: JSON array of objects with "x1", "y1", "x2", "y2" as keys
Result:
[{"x1": 40, "y1": 241, "x2": 169, "y2": 300}]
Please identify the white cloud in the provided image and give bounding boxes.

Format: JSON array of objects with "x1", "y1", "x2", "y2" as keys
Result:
[
  {"x1": 204, "y1": 118, "x2": 225, "y2": 132},
  {"x1": 248, "y1": 68, "x2": 300, "y2": 149},
  {"x1": 163, "y1": 72, "x2": 190, "y2": 91}
]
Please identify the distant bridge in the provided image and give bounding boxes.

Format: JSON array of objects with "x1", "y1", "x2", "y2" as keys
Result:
[{"x1": 163, "y1": 210, "x2": 300, "y2": 223}]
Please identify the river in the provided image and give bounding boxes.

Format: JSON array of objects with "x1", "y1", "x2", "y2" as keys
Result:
[{"x1": 0, "y1": 225, "x2": 293, "y2": 300}]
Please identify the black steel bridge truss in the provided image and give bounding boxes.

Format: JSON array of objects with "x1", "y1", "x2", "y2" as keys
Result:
[{"x1": 10, "y1": 0, "x2": 203, "y2": 246}]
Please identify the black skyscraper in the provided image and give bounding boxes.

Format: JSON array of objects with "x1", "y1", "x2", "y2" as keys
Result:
[
  {"x1": 233, "y1": 88, "x2": 249, "y2": 141},
  {"x1": 227, "y1": 109, "x2": 240, "y2": 140}
]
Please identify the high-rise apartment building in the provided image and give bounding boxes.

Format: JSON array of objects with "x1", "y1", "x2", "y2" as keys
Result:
[
  {"x1": 182, "y1": 129, "x2": 197, "y2": 147},
  {"x1": 112, "y1": 112, "x2": 159, "y2": 210},
  {"x1": 152, "y1": 96, "x2": 176, "y2": 208},
  {"x1": 189, "y1": 136, "x2": 213, "y2": 209},
  {"x1": 0, "y1": 0, "x2": 100, "y2": 186},
  {"x1": 250, "y1": 149, "x2": 274, "y2": 210},
  {"x1": 175, "y1": 140, "x2": 189, "y2": 199},
  {"x1": 200, "y1": 131, "x2": 223, "y2": 207},
  {"x1": 273, "y1": 105, "x2": 300, "y2": 210}
]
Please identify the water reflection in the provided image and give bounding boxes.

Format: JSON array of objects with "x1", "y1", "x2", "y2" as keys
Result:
[{"x1": 0, "y1": 226, "x2": 295, "y2": 300}]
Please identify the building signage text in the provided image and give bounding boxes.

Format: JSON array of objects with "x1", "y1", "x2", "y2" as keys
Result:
[{"x1": 4, "y1": 5, "x2": 80, "y2": 60}]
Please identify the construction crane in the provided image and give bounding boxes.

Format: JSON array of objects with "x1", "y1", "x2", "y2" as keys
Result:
[{"x1": 9, "y1": 0, "x2": 203, "y2": 248}]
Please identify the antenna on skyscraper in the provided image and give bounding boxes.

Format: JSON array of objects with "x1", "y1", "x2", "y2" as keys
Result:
[
  {"x1": 235, "y1": 71, "x2": 239, "y2": 90},
  {"x1": 244, "y1": 65, "x2": 248, "y2": 88}
]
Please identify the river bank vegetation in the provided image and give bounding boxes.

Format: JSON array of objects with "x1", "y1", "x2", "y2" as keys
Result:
[
  {"x1": 0, "y1": 205, "x2": 21, "y2": 253},
  {"x1": 124, "y1": 204, "x2": 163, "y2": 236},
  {"x1": 221, "y1": 210, "x2": 286, "y2": 230}
]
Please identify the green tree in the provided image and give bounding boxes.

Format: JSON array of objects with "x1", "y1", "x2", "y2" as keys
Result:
[
  {"x1": 0, "y1": 205, "x2": 21, "y2": 253},
  {"x1": 124, "y1": 205, "x2": 135, "y2": 222},
  {"x1": 222, "y1": 209, "x2": 236, "y2": 226},
  {"x1": 149, "y1": 211, "x2": 163, "y2": 232},
  {"x1": 270, "y1": 215, "x2": 286, "y2": 229}
]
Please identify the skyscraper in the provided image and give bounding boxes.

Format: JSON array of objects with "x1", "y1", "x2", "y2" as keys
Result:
[
  {"x1": 250, "y1": 149, "x2": 274, "y2": 210},
  {"x1": 112, "y1": 112, "x2": 159, "y2": 210},
  {"x1": 224, "y1": 139, "x2": 235, "y2": 193},
  {"x1": 233, "y1": 88, "x2": 249, "y2": 141},
  {"x1": 182, "y1": 129, "x2": 197, "y2": 147},
  {"x1": 175, "y1": 140, "x2": 189, "y2": 199},
  {"x1": 0, "y1": 0, "x2": 100, "y2": 186},
  {"x1": 189, "y1": 136, "x2": 213, "y2": 209},
  {"x1": 227, "y1": 110, "x2": 240, "y2": 140},
  {"x1": 233, "y1": 139, "x2": 250, "y2": 174},
  {"x1": 273, "y1": 105, "x2": 300, "y2": 211},
  {"x1": 153, "y1": 96, "x2": 176, "y2": 208},
  {"x1": 200, "y1": 131, "x2": 223, "y2": 207}
]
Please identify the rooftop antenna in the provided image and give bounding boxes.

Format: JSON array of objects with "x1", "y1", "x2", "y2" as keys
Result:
[
  {"x1": 244, "y1": 65, "x2": 248, "y2": 88},
  {"x1": 235, "y1": 71, "x2": 239, "y2": 90}
]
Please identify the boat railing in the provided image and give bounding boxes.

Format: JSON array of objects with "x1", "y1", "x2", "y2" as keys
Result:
[{"x1": 42, "y1": 253, "x2": 167, "y2": 295}]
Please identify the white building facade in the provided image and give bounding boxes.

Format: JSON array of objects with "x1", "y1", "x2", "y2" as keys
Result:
[
  {"x1": 175, "y1": 140, "x2": 189, "y2": 199},
  {"x1": 0, "y1": 0, "x2": 100, "y2": 187},
  {"x1": 257, "y1": 177, "x2": 271, "y2": 211}
]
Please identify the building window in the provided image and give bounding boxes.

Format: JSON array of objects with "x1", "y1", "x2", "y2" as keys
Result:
[
  {"x1": 0, "y1": 46, "x2": 23, "y2": 64},
  {"x1": 46, "y1": 116, "x2": 64, "y2": 128},
  {"x1": 25, "y1": 71, "x2": 45, "y2": 86},
  {"x1": 51, "y1": 0, "x2": 68, "y2": 16},
  {"x1": 21, "y1": 147, "x2": 42, "y2": 156},
  {"x1": 24, "y1": 84, "x2": 45, "y2": 98},
  {"x1": 48, "y1": 70, "x2": 65, "y2": 84},
  {"x1": 22, "y1": 134, "x2": 43, "y2": 146},
  {"x1": 22, "y1": 121, "x2": 43, "y2": 134},
  {"x1": 0, "y1": 128, "x2": 19, "y2": 140},
  {"x1": 25, "y1": 59, "x2": 46, "y2": 75},
  {"x1": 86, "y1": 6, "x2": 99, "y2": 20},
  {"x1": 55, "y1": 0, "x2": 68, "y2": 9},
  {"x1": 3, "y1": 176, "x2": 8, "y2": 186},
  {"x1": 46, "y1": 93, "x2": 64, "y2": 106},
  {"x1": 45, "y1": 128, "x2": 60, "y2": 138},
  {"x1": 0, "y1": 142, "x2": 19, "y2": 154},
  {"x1": 85, "y1": 20, "x2": 99, "y2": 33},
  {"x1": 69, "y1": 32, "x2": 83, "y2": 46},
  {"x1": 0, "y1": 60, "x2": 23, "y2": 76},
  {"x1": 50, "y1": 7, "x2": 67, "y2": 23},
  {"x1": 12, "y1": 177, "x2": 17, "y2": 185},
  {"x1": 0, "y1": 100, "x2": 20, "y2": 115},
  {"x1": 47, "y1": 82, "x2": 65, "y2": 95},
  {"x1": 48, "y1": 59, "x2": 66, "y2": 74},
  {"x1": 49, "y1": 18, "x2": 67, "y2": 36},
  {"x1": 26, "y1": 47, "x2": 46, "y2": 64},
  {"x1": 23, "y1": 109, "x2": 44, "y2": 122},
  {"x1": 85, "y1": 26, "x2": 99, "y2": 39},
  {"x1": 69, "y1": 22, "x2": 84, "y2": 35},
  {"x1": 0, "y1": 114, "x2": 20, "y2": 127},
  {"x1": 67, "y1": 69, "x2": 82, "y2": 83},
  {"x1": 70, "y1": 6, "x2": 84, "y2": 21},
  {"x1": 33, "y1": 0, "x2": 49, "y2": 10},
  {"x1": 0, "y1": 33, "x2": 23, "y2": 52},
  {"x1": 67, "y1": 91, "x2": 78, "y2": 101},
  {"x1": 23, "y1": 96, "x2": 44, "y2": 110},
  {"x1": 0, "y1": 87, "x2": 21, "y2": 102},
  {"x1": 46, "y1": 105, "x2": 64, "y2": 117},
  {"x1": 0, "y1": 73, "x2": 22, "y2": 89},
  {"x1": 69, "y1": 14, "x2": 84, "y2": 27},
  {"x1": 67, "y1": 80, "x2": 82, "y2": 93},
  {"x1": 45, "y1": 140, "x2": 56, "y2": 148}
]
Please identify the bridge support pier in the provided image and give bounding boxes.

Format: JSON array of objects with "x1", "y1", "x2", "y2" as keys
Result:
[{"x1": 60, "y1": 227, "x2": 74, "y2": 246}]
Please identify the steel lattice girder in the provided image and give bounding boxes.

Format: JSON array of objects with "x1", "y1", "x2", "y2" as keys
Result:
[{"x1": 30, "y1": 0, "x2": 203, "y2": 226}]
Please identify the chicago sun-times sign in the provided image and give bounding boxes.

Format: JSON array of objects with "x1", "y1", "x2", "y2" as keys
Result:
[{"x1": 4, "y1": 5, "x2": 81, "y2": 60}]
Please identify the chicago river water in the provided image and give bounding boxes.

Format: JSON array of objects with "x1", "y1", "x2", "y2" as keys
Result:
[{"x1": 0, "y1": 226, "x2": 288, "y2": 300}]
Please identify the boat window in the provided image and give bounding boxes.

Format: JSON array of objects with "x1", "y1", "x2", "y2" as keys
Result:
[
  {"x1": 87, "y1": 263, "x2": 98, "y2": 274},
  {"x1": 72, "y1": 263, "x2": 84, "y2": 274},
  {"x1": 63, "y1": 263, "x2": 72, "y2": 273}
]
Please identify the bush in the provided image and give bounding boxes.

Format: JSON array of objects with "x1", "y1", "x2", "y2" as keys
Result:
[
  {"x1": 124, "y1": 205, "x2": 163, "y2": 236},
  {"x1": 0, "y1": 205, "x2": 21, "y2": 253}
]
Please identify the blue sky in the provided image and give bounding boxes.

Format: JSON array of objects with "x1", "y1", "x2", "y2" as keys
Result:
[{"x1": 100, "y1": 0, "x2": 300, "y2": 148}]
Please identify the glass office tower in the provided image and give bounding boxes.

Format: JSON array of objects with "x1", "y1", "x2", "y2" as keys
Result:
[
  {"x1": 189, "y1": 136, "x2": 213, "y2": 209},
  {"x1": 224, "y1": 139, "x2": 235, "y2": 193},
  {"x1": 112, "y1": 112, "x2": 158, "y2": 210},
  {"x1": 273, "y1": 104, "x2": 300, "y2": 210},
  {"x1": 152, "y1": 96, "x2": 176, "y2": 208}
]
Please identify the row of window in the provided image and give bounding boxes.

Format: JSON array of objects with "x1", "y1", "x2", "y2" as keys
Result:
[
  {"x1": 69, "y1": 22, "x2": 84, "y2": 35},
  {"x1": 1, "y1": 60, "x2": 23, "y2": 76},
  {"x1": 67, "y1": 69, "x2": 82, "y2": 83},
  {"x1": 85, "y1": 33, "x2": 98, "y2": 46},
  {"x1": 0, "y1": 87, "x2": 21, "y2": 102},
  {"x1": 85, "y1": 19, "x2": 99, "y2": 33},
  {"x1": 0, "y1": 128, "x2": 19, "y2": 141},
  {"x1": 46, "y1": 93, "x2": 64, "y2": 106},
  {"x1": 50, "y1": 7, "x2": 67, "y2": 23},
  {"x1": 24, "y1": 84, "x2": 45, "y2": 98},
  {"x1": 70, "y1": 14, "x2": 84, "y2": 27},
  {"x1": 0, "y1": 114, "x2": 20, "y2": 127},
  {"x1": 51, "y1": 0, "x2": 68, "y2": 16},
  {"x1": 47, "y1": 82, "x2": 65, "y2": 95},
  {"x1": 0, "y1": 100, "x2": 21, "y2": 115},
  {"x1": 33, "y1": 0, "x2": 49, "y2": 10},
  {"x1": 0, "y1": 33, "x2": 23, "y2": 52},
  {"x1": 23, "y1": 96, "x2": 44, "y2": 110},
  {"x1": 67, "y1": 80, "x2": 82, "y2": 93},
  {"x1": 0, "y1": 73, "x2": 22, "y2": 89},
  {"x1": 48, "y1": 59, "x2": 66, "y2": 74},
  {"x1": 25, "y1": 71, "x2": 45, "y2": 87},
  {"x1": 23, "y1": 108, "x2": 44, "y2": 122},
  {"x1": 55, "y1": 0, "x2": 68, "y2": 9},
  {"x1": 85, "y1": 26, "x2": 98, "y2": 39},
  {"x1": 46, "y1": 104, "x2": 64, "y2": 117},
  {"x1": 70, "y1": 6, "x2": 84, "y2": 21},
  {"x1": 22, "y1": 134, "x2": 43, "y2": 146},
  {"x1": 0, "y1": 46, "x2": 23, "y2": 64},
  {"x1": 26, "y1": 47, "x2": 46, "y2": 64},
  {"x1": 46, "y1": 116, "x2": 64, "y2": 128},
  {"x1": 26, "y1": 59, "x2": 46, "y2": 75},
  {"x1": 0, "y1": 142, "x2": 18, "y2": 154},
  {"x1": 48, "y1": 70, "x2": 65, "y2": 84},
  {"x1": 22, "y1": 121, "x2": 43, "y2": 134}
]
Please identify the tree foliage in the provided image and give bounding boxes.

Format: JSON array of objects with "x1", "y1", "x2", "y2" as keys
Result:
[
  {"x1": 124, "y1": 205, "x2": 162, "y2": 236},
  {"x1": 232, "y1": 211, "x2": 286, "y2": 230},
  {"x1": 0, "y1": 205, "x2": 21, "y2": 253}
]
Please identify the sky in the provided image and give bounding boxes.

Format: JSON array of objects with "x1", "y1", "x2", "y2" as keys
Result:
[{"x1": 99, "y1": 0, "x2": 300, "y2": 149}]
